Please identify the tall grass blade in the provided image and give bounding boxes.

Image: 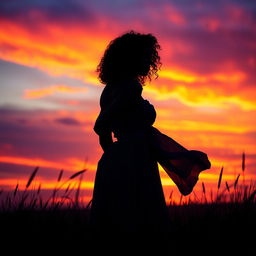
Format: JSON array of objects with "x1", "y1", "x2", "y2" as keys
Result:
[
  {"x1": 69, "y1": 169, "x2": 86, "y2": 180},
  {"x1": 65, "y1": 183, "x2": 71, "y2": 193},
  {"x1": 57, "y1": 169, "x2": 64, "y2": 182},
  {"x1": 202, "y1": 182, "x2": 206, "y2": 194},
  {"x1": 86, "y1": 198, "x2": 92, "y2": 209},
  {"x1": 37, "y1": 183, "x2": 41, "y2": 195},
  {"x1": 218, "y1": 166, "x2": 224, "y2": 189},
  {"x1": 234, "y1": 174, "x2": 240, "y2": 189},
  {"x1": 26, "y1": 166, "x2": 39, "y2": 189},
  {"x1": 179, "y1": 194, "x2": 183, "y2": 205},
  {"x1": 169, "y1": 191, "x2": 173, "y2": 206},
  {"x1": 242, "y1": 151, "x2": 245, "y2": 185},
  {"x1": 39, "y1": 196, "x2": 43, "y2": 208},
  {"x1": 13, "y1": 183, "x2": 19, "y2": 197},
  {"x1": 242, "y1": 151, "x2": 245, "y2": 172},
  {"x1": 225, "y1": 181, "x2": 230, "y2": 192}
]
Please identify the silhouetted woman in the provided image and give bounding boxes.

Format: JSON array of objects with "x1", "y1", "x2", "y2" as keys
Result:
[{"x1": 90, "y1": 31, "x2": 211, "y2": 234}]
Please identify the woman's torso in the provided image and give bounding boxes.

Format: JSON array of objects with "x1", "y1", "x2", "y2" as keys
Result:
[{"x1": 100, "y1": 80, "x2": 156, "y2": 140}]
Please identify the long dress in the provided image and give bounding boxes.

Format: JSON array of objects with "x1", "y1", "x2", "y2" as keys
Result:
[{"x1": 90, "y1": 79, "x2": 211, "y2": 233}]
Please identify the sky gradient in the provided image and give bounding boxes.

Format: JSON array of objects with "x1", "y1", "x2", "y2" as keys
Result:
[{"x1": 0, "y1": 0, "x2": 255, "y2": 203}]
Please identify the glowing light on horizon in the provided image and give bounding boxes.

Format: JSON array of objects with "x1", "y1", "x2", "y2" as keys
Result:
[
  {"x1": 23, "y1": 84, "x2": 88, "y2": 99},
  {"x1": 0, "y1": 156, "x2": 97, "y2": 172},
  {"x1": 145, "y1": 84, "x2": 256, "y2": 111},
  {"x1": 0, "y1": 178, "x2": 94, "y2": 190}
]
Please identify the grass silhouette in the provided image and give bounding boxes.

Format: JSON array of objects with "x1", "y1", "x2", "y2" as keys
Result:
[{"x1": 0, "y1": 152, "x2": 255, "y2": 253}]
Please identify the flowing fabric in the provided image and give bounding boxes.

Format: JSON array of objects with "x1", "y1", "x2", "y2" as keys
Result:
[
  {"x1": 90, "y1": 79, "x2": 211, "y2": 233},
  {"x1": 148, "y1": 126, "x2": 211, "y2": 196}
]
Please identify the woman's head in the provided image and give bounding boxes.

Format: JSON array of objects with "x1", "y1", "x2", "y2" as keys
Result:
[{"x1": 96, "y1": 30, "x2": 162, "y2": 85}]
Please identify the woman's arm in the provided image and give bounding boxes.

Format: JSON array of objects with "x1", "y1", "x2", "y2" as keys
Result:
[{"x1": 99, "y1": 131, "x2": 113, "y2": 152}]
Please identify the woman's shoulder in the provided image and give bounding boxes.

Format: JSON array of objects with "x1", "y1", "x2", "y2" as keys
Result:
[{"x1": 100, "y1": 79, "x2": 143, "y2": 108}]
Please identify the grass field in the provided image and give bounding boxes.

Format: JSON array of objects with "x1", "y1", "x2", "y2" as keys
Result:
[
  {"x1": 0, "y1": 154, "x2": 255, "y2": 254},
  {"x1": 0, "y1": 199, "x2": 255, "y2": 253}
]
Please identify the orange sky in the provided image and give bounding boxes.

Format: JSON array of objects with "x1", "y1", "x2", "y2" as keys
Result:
[{"x1": 0, "y1": 0, "x2": 255, "y2": 204}]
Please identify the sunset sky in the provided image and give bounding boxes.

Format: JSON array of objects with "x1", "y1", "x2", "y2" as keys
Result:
[{"x1": 0, "y1": 0, "x2": 255, "y2": 203}]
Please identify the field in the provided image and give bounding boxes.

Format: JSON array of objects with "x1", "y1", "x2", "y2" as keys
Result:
[{"x1": 0, "y1": 159, "x2": 255, "y2": 254}]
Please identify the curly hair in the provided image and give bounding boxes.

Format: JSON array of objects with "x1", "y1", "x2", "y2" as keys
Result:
[{"x1": 96, "y1": 30, "x2": 162, "y2": 86}]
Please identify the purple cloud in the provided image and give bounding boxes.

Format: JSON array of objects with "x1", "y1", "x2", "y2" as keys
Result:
[
  {"x1": 55, "y1": 117, "x2": 81, "y2": 126},
  {"x1": 0, "y1": 0, "x2": 96, "y2": 25},
  {"x1": 0, "y1": 107, "x2": 97, "y2": 162}
]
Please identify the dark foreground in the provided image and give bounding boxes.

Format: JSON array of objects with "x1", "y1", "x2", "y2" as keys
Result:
[{"x1": 0, "y1": 203, "x2": 255, "y2": 254}]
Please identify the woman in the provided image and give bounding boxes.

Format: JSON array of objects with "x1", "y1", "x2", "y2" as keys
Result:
[{"x1": 90, "y1": 30, "x2": 211, "y2": 234}]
